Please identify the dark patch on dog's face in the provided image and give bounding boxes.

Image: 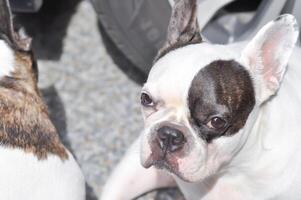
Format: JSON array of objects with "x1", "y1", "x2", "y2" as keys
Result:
[{"x1": 188, "y1": 60, "x2": 255, "y2": 142}]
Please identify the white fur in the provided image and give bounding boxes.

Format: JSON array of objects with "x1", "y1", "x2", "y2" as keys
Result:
[
  {"x1": 0, "y1": 40, "x2": 14, "y2": 77},
  {"x1": 0, "y1": 148, "x2": 85, "y2": 200},
  {"x1": 241, "y1": 14, "x2": 299, "y2": 103},
  {"x1": 100, "y1": 138, "x2": 176, "y2": 200},
  {"x1": 174, "y1": 47, "x2": 301, "y2": 200}
]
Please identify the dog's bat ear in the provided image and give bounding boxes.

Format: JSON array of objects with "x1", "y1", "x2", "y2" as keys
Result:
[
  {"x1": 241, "y1": 14, "x2": 299, "y2": 103},
  {"x1": 0, "y1": 0, "x2": 32, "y2": 51},
  {"x1": 156, "y1": 0, "x2": 202, "y2": 60}
]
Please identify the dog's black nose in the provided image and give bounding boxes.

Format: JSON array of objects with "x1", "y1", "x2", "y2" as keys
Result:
[{"x1": 157, "y1": 126, "x2": 185, "y2": 152}]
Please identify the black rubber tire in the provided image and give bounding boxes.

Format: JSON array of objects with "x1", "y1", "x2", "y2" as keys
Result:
[
  {"x1": 98, "y1": 22, "x2": 147, "y2": 85},
  {"x1": 91, "y1": 0, "x2": 171, "y2": 77}
]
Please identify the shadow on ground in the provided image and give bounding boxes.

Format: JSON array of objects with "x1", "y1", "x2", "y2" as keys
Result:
[
  {"x1": 41, "y1": 86, "x2": 98, "y2": 200},
  {"x1": 98, "y1": 22, "x2": 146, "y2": 85}
]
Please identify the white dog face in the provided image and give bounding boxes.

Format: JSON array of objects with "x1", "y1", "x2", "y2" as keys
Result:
[{"x1": 139, "y1": 0, "x2": 299, "y2": 182}]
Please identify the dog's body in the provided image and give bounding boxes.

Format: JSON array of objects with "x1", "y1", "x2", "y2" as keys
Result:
[
  {"x1": 101, "y1": 0, "x2": 301, "y2": 199},
  {"x1": 0, "y1": 148, "x2": 84, "y2": 200},
  {"x1": 0, "y1": 1, "x2": 85, "y2": 199},
  {"x1": 101, "y1": 44, "x2": 301, "y2": 200}
]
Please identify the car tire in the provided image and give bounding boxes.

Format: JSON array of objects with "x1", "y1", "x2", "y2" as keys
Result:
[{"x1": 91, "y1": 0, "x2": 171, "y2": 78}]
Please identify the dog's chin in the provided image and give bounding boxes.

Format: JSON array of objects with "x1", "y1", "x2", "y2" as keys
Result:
[
  {"x1": 141, "y1": 154, "x2": 202, "y2": 183},
  {"x1": 155, "y1": 160, "x2": 206, "y2": 183}
]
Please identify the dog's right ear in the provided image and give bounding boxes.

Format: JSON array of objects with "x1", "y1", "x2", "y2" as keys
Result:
[
  {"x1": 156, "y1": 0, "x2": 202, "y2": 60},
  {"x1": 0, "y1": 0, "x2": 31, "y2": 51}
]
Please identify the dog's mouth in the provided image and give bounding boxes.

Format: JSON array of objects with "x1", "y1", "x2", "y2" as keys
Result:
[
  {"x1": 142, "y1": 151, "x2": 186, "y2": 178},
  {"x1": 142, "y1": 152, "x2": 167, "y2": 168},
  {"x1": 142, "y1": 143, "x2": 173, "y2": 167},
  {"x1": 155, "y1": 158, "x2": 193, "y2": 182}
]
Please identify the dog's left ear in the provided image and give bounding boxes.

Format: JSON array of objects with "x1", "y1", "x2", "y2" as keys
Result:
[
  {"x1": 241, "y1": 14, "x2": 299, "y2": 103},
  {"x1": 156, "y1": 0, "x2": 202, "y2": 60},
  {"x1": 0, "y1": 0, "x2": 31, "y2": 51}
]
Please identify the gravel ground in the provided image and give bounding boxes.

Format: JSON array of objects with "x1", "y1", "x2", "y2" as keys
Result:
[{"x1": 34, "y1": 1, "x2": 182, "y2": 199}]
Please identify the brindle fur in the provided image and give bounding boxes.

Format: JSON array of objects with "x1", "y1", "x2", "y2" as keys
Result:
[{"x1": 0, "y1": 51, "x2": 68, "y2": 160}]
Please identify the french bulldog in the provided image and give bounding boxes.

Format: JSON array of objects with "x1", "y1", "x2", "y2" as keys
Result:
[
  {"x1": 0, "y1": 0, "x2": 85, "y2": 199},
  {"x1": 101, "y1": 0, "x2": 301, "y2": 199}
]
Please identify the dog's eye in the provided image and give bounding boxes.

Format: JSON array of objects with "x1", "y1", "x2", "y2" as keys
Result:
[
  {"x1": 141, "y1": 92, "x2": 154, "y2": 107},
  {"x1": 207, "y1": 117, "x2": 226, "y2": 130}
]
